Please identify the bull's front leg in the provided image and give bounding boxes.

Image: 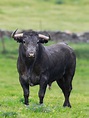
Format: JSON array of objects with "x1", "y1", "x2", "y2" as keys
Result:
[
  {"x1": 38, "y1": 75, "x2": 48, "y2": 104},
  {"x1": 19, "y1": 75, "x2": 29, "y2": 105}
]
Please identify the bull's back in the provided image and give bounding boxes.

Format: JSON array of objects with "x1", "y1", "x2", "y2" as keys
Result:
[{"x1": 45, "y1": 43, "x2": 76, "y2": 64}]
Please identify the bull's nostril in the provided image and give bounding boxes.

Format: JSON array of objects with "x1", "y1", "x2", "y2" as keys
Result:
[{"x1": 29, "y1": 53, "x2": 35, "y2": 57}]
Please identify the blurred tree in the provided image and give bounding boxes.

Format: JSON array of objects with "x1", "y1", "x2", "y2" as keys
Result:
[
  {"x1": 0, "y1": 30, "x2": 6, "y2": 53},
  {"x1": 55, "y1": 0, "x2": 64, "y2": 4}
]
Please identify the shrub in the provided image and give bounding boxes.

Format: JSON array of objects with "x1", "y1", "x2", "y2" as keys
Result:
[{"x1": 55, "y1": 0, "x2": 65, "y2": 4}]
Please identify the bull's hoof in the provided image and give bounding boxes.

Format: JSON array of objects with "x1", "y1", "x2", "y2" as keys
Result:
[
  {"x1": 39, "y1": 102, "x2": 43, "y2": 105},
  {"x1": 63, "y1": 102, "x2": 71, "y2": 108},
  {"x1": 24, "y1": 102, "x2": 29, "y2": 106}
]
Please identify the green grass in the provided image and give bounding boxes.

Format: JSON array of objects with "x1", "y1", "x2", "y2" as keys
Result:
[
  {"x1": 0, "y1": 39, "x2": 89, "y2": 118},
  {"x1": 0, "y1": 0, "x2": 89, "y2": 32}
]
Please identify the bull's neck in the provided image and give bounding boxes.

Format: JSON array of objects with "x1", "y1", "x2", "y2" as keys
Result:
[
  {"x1": 29, "y1": 44, "x2": 43, "y2": 75},
  {"x1": 36, "y1": 43, "x2": 44, "y2": 61}
]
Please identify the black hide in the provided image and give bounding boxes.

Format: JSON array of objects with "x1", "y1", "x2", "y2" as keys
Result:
[{"x1": 13, "y1": 30, "x2": 76, "y2": 107}]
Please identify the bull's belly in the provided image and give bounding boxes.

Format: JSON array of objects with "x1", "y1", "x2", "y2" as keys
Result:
[
  {"x1": 29, "y1": 68, "x2": 64, "y2": 86},
  {"x1": 49, "y1": 72, "x2": 63, "y2": 83}
]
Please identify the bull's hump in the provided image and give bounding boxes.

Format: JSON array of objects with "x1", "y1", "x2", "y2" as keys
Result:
[
  {"x1": 45, "y1": 42, "x2": 72, "y2": 52},
  {"x1": 59, "y1": 42, "x2": 68, "y2": 45}
]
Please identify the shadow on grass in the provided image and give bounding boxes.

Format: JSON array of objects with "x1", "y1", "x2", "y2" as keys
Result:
[
  {"x1": 26, "y1": 104, "x2": 52, "y2": 113},
  {"x1": 0, "y1": 111, "x2": 18, "y2": 118},
  {"x1": 0, "y1": 49, "x2": 18, "y2": 59},
  {"x1": 75, "y1": 49, "x2": 89, "y2": 59},
  {"x1": 19, "y1": 98, "x2": 52, "y2": 113}
]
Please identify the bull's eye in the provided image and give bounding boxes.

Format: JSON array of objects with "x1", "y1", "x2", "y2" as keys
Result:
[
  {"x1": 37, "y1": 40, "x2": 40, "y2": 44},
  {"x1": 23, "y1": 40, "x2": 25, "y2": 43}
]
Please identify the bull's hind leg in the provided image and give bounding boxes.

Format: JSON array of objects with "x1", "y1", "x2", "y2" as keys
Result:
[
  {"x1": 56, "y1": 75, "x2": 73, "y2": 108},
  {"x1": 63, "y1": 77, "x2": 72, "y2": 108}
]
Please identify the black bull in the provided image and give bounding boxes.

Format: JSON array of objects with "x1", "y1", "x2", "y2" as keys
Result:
[{"x1": 12, "y1": 30, "x2": 76, "y2": 107}]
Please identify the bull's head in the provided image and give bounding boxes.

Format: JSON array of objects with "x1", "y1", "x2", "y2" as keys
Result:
[{"x1": 12, "y1": 29, "x2": 50, "y2": 58}]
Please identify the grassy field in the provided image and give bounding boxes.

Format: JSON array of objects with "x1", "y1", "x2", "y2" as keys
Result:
[
  {"x1": 0, "y1": 39, "x2": 89, "y2": 118},
  {"x1": 0, "y1": 0, "x2": 89, "y2": 32}
]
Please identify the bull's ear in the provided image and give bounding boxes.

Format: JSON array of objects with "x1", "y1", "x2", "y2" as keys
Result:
[
  {"x1": 38, "y1": 34, "x2": 50, "y2": 43},
  {"x1": 11, "y1": 29, "x2": 23, "y2": 43},
  {"x1": 38, "y1": 39, "x2": 48, "y2": 43}
]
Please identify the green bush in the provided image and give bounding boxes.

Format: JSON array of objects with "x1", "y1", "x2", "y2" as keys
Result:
[{"x1": 55, "y1": 0, "x2": 64, "y2": 4}]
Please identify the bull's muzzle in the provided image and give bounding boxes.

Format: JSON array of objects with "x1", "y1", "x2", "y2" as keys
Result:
[{"x1": 28, "y1": 53, "x2": 35, "y2": 58}]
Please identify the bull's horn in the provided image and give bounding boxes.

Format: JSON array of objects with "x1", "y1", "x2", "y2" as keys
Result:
[
  {"x1": 11, "y1": 29, "x2": 23, "y2": 38},
  {"x1": 38, "y1": 34, "x2": 49, "y2": 40},
  {"x1": 14, "y1": 33, "x2": 23, "y2": 37},
  {"x1": 11, "y1": 29, "x2": 18, "y2": 38}
]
